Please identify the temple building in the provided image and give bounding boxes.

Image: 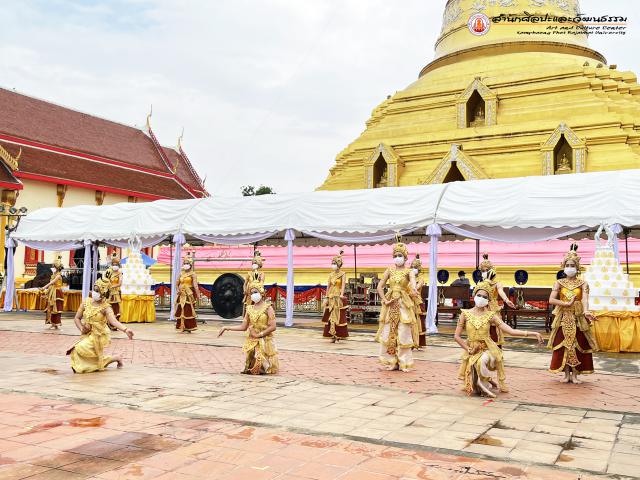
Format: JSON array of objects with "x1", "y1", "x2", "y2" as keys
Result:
[
  {"x1": 0, "y1": 86, "x2": 207, "y2": 280},
  {"x1": 320, "y1": 0, "x2": 640, "y2": 190}
]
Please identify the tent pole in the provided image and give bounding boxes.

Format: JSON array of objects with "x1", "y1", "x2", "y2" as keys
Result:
[
  {"x1": 475, "y1": 239, "x2": 480, "y2": 269},
  {"x1": 353, "y1": 244, "x2": 357, "y2": 279},
  {"x1": 169, "y1": 240, "x2": 173, "y2": 311},
  {"x1": 625, "y1": 228, "x2": 630, "y2": 275}
]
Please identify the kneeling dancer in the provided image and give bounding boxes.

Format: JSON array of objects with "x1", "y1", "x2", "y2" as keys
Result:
[{"x1": 455, "y1": 281, "x2": 542, "y2": 397}]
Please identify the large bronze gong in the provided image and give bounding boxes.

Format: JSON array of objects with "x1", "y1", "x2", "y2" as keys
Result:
[{"x1": 211, "y1": 273, "x2": 244, "y2": 319}]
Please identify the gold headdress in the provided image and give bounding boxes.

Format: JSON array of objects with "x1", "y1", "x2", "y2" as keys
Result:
[
  {"x1": 94, "y1": 277, "x2": 110, "y2": 297},
  {"x1": 110, "y1": 252, "x2": 121, "y2": 266},
  {"x1": 332, "y1": 249, "x2": 344, "y2": 268},
  {"x1": 479, "y1": 253, "x2": 493, "y2": 271},
  {"x1": 183, "y1": 252, "x2": 195, "y2": 268},
  {"x1": 392, "y1": 234, "x2": 408, "y2": 259},
  {"x1": 252, "y1": 250, "x2": 264, "y2": 268},
  {"x1": 561, "y1": 243, "x2": 581, "y2": 270},
  {"x1": 247, "y1": 278, "x2": 265, "y2": 295},
  {"x1": 53, "y1": 255, "x2": 64, "y2": 271},
  {"x1": 473, "y1": 280, "x2": 493, "y2": 298},
  {"x1": 410, "y1": 254, "x2": 422, "y2": 270}
]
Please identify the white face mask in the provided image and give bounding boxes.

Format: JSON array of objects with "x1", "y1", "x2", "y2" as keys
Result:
[
  {"x1": 112, "y1": 266, "x2": 120, "y2": 271},
  {"x1": 474, "y1": 295, "x2": 489, "y2": 308},
  {"x1": 251, "y1": 292, "x2": 262, "y2": 303},
  {"x1": 412, "y1": 268, "x2": 419, "y2": 275},
  {"x1": 252, "y1": 263, "x2": 259, "y2": 270},
  {"x1": 182, "y1": 264, "x2": 191, "y2": 271},
  {"x1": 91, "y1": 291, "x2": 101, "y2": 301},
  {"x1": 481, "y1": 271, "x2": 488, "y2": 279},
  {"x1": 331, "y1": 264, "x2": 338, "y2": 271},
  {"x1": 394, "y1": 256, "x2": 405, "y2": 266},
  {"x1": 564, "y1": 267, "x2": 577, "y2": 277}
]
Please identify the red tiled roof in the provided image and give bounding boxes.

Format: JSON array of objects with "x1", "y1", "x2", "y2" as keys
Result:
[
  {"x1": 0, "y1": 87, "x2": 207, "y2": 197},
  {"x1": 8, "y1": 142, "x2": 194, "y2": 200}
]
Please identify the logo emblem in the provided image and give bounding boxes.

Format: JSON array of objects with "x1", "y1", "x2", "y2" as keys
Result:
[{"x1": 468, "y1": 13, "x2": 490, "y2": 36}]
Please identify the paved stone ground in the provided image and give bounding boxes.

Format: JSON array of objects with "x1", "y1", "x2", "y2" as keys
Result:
[{"x1": 1, "y1": 314, "x2": 640, "y2": 478}]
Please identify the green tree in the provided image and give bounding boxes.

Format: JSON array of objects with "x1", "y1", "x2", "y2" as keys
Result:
[{"x1": 241, "y1": 185, "x2": 275, "y2": 196}]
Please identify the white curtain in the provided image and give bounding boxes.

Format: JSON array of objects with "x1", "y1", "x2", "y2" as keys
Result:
[
  {"x1": 441, "y1": 224, "x2": 588, "y2": 243},
  {"x1": 3, "y1": 237, "x2": 16, "y2": 312},
  {"x1": 285, "y1": 229, "x2": 295, "y2": 327},
  {"x1": 91, "y1": 244, "x2": 99, "y2": 285},
  {"x1": 426, "y1": 224, "x2": 441, "y2": 334},
  {"x1": 192, "y1": 231, "x2": 278, "y2": 246},
  {"x1": 169, "y1": 232, "x2": 186, "y2": 321},
  {"x1": 81, "y1": 240, "x2": 92, "y2": 299}
]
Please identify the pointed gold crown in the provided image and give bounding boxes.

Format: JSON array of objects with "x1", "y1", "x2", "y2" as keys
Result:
[
  {"x1": 562, "y1": 243, "x2": 581, "y2": 270},
  {"x1": 332, "y1": 249, "x2": 344, "y2": 268},
  {"x1": 392, "y1": 234, "x2": 408, "y2": 259}
]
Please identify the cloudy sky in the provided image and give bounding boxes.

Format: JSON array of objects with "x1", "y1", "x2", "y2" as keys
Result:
[{"x1": 1, "y1": 0, "x2": 637, "y2": 196}]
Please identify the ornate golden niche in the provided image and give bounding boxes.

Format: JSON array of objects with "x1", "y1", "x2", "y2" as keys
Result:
[
  {"x1": 541, "y1": 123, "x2": 587, "y2": 175},
  {"x1": 364, "y1": 143, "x2": 403, "y2": 188},
  {"x1": 457, "y1": 77, "x2": 497, "y2": 128},
  {"x1": 418, "y1": 144, "x2": 488, "y2": 184}
]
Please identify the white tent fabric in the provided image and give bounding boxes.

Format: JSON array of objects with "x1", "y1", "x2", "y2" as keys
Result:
[
  {"x1": 12, "y1": 170, "x2": 640, "y2": 242},
  {"x1": 8, "y1": 169, "x2": 640, "y2": 323}
]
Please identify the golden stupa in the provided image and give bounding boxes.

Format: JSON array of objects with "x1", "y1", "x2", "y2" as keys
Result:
[{"x1": 319, "y1": 0, "x2": 640, "y2": 190}]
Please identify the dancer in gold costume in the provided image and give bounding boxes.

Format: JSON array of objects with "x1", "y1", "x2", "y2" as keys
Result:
[
  {"x1": 67, "y1": 278, "x2": 134, "y2": 373},
  {"x1": 375, "y1": 238, "x2": 420, "y2": 372},
  {"x1": 411, "y1": 254, "x2": 427, "y2": 350},
  {"x1": 548, "y1": 244, "x2": 598, "y2": 383},
  {"x1": 322, "y1": 250, "x2": 349, "y2": 342},
  {"x1": 243, "y1": 250, "x2": 265, "y2": 310},
  {"x1": 175, "y1": 253, "x2": 199, "y2": 333},
  {"x1": 479, "y1": 253, "x2": 515, "y2": 346},
  {"x1": 41, "y1": 256, "x2": 64, "y2": 329},
  {"x1": 455, "y1": 282, "x2": 543, "y2": 397},
  {"x1": 106, "y1": 253, "x2": 122, "y2": 329},
  {"x1": 218, "y1": 280, "x2": 278, "y2": 374}
]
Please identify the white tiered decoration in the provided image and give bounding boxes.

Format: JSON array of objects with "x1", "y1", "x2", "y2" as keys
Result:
[
  {"x1": 121, "y1": 238, "x2": 155, "y2": 296},
  {"x1": 583, "y1": 225, "x2": 640, "y2": 313}
]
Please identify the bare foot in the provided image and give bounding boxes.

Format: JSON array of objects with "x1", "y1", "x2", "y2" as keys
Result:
[
  {"x1": 571, "y1": 374, "x2": 582, "y2": 384},
  {"x1": 400, "y1": 368, "x2": 412, "y2": 373},
  {"x1": 385, "y1": 364, "x2": 398, "y2": 371},
  {"x1": 331, "y1": 337, "x2": 336, "y2": 343},
  {"x1": 562, "y1": 375, "x2": 571, "y2": 383}
]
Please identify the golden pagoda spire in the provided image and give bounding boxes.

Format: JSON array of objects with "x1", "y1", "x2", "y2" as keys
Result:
[{"x1": 423, "y1": 0, "x2": 605, "y2": 77}]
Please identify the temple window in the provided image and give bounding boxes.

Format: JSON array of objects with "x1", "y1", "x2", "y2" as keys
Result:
[
  {"x1": 456, "y1": 78, "x2": 497, "y2": 129},
  {"x1": 466, "y1": 90, "x2": 486, "y2": 127},
  {"x1": 372, "y1": 154, "x2": 388, "y2": 188},
  {"x1": 541, "y1": 123, "x2": 586, "y2": 175},
  {"x1": 554, "y1": 135, "x2": 573, "y2": 174}
]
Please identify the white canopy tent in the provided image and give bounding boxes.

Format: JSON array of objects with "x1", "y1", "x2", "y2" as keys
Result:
[{"x1": 7, "y1": 169, "x2": 640, "y2": 330}]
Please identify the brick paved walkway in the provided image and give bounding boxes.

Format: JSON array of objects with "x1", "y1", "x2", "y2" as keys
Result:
[
  {"x1": 1, "y1": 330, "x2": 640, "y2": 414},
  {"x1": 0, "y1": 392, "x2": 609, "y2": 480}
]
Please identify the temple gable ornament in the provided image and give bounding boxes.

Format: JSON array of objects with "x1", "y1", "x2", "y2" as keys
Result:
[
  {"x1": 419, "y1": 144, "x2": 488, "y2": 184},
  {"x1": 541, "y1": 123, "x2": 587, "y2": 175}
]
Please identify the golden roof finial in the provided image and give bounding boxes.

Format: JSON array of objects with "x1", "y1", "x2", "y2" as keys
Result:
[
  {"x1": 146, "y1": 104, "x2": 153, "y2": 132},
  {"x1": 177, "y1": 127, "x2": 184, "y2": 151},
  {"x1": 0, "y1": 144, "x2": 21, "y2": 171}
]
